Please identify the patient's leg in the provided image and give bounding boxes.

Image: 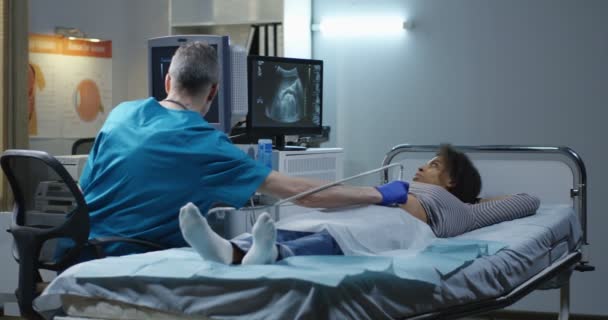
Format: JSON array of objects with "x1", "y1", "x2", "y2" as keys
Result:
[
  {"x1": 242, "y1": 212, "x2": 278, "y2": 265},
  {"x1": 179, "y1": 202, "x2": 233, "y2": 264}
]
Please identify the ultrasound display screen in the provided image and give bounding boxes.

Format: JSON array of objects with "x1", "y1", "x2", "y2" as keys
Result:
[
  {"x1": 248, "y1": 57, "x2": 322, "y2": 130},
  {"x1": 150, "y1": 45, "x2": 219, "y2": 124}
]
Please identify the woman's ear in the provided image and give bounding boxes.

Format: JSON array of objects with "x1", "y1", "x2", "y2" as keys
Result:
[
  {"x1": 447, "y1": 176, "x2": 456, "y2": 188},
  {"x1": 442, "y1": 173, "x2": 455, "y2": 191},
  {"x1": 446, "y1": 179, "x2": 455, "y2": 190}
]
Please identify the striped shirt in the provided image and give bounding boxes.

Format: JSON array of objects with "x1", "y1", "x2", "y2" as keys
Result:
[{"x1": 409, "y1": 182, "x2": 540, "y2": 237}]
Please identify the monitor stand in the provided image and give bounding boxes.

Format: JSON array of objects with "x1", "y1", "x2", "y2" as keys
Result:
[{"x1": 274, "y1": 135, "x2": 307, "y2": 151}]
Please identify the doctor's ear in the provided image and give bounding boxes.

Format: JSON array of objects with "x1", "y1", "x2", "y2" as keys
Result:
[
  {"x1": 207, "y1": 84, "x2": 219, "y2": 101},
  {"x1": 164, "y1": 74, "x2": 172, "y2": 93}
]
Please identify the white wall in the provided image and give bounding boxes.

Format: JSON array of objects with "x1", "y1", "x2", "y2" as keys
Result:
[
  {"x1": 28, "y1": 0, "x2": 169, "y2": 155},
  {"x1": 313, "y1": 0, "x2": 607, "y2": 316},
  {"x1": 124, "y1": 0, "x2": 170, "y2": 99}
]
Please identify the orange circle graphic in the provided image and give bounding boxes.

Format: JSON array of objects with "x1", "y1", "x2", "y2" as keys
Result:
[
  {"x1": 74, "y1": 79, "x2": 102, "y2": 122},
  {"x1": 28, "y1": 64, "x2": 36, "y2": 115}
]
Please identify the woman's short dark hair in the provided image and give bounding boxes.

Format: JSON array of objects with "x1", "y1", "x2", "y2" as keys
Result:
[{"x1": 437, "y1": 144, "x2": 482, "y2": 203}]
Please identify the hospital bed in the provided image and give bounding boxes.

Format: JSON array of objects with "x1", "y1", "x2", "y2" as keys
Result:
[{"x1": 32, "y1": 145, "x2": 593, "y2": 320}]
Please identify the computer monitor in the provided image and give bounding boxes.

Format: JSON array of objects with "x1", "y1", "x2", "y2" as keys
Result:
[
  {"x1": 148, "y1": 35, "x2": 237, "y2": 133},
  {"x1": 247, "y1": 56, "x2": 323, "y2": 150}
]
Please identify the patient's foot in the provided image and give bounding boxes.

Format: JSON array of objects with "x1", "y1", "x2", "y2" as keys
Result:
[
  {"x1": 242, "y1": 212, "x2": 278, "y2": 265},
  {"x1": 179, "y1": 202, "x2": 233, "y2": 264}
]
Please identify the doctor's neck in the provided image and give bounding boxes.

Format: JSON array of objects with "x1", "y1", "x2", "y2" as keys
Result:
[{"x1": 163, "y1": 93, "x2": 206, "y2": 113}]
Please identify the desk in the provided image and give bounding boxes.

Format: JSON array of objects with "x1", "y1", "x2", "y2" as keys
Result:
[{"x1": 235, "y1": 145, "x2": 344, "y2": 181}]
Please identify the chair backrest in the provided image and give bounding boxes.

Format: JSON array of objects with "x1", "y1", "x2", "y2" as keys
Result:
[
  {"x1": 1, "y1": 149, "x2": 90, "y2": 319},
  {"x1": 71, "y1": 137, "x2": 95, "y2": 155}
]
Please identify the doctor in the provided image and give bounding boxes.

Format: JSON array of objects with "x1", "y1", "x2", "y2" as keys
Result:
[{"x1": 79, "y1": 41, "x2": 407, "y2": 257}]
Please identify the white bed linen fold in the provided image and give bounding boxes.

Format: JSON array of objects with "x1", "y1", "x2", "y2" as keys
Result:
[{"x1": 275, "y1": 204, "x2": 437, "y2": 255}]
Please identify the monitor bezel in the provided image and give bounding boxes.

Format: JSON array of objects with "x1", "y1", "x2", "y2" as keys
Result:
[
  {"x1": 246, "y1": 55, "x2": 323, "y2": 137},
  {"x1": 148, "y1": 35, "x2": 230, "y2": 133}
]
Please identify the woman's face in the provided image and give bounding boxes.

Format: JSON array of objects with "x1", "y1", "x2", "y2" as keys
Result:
[{"x1": 413, "y1": 156, "x2": 453, "y2": 190}]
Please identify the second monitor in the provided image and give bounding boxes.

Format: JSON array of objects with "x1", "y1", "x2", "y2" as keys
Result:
[{"x1": 247, "y1": 56, "x2": 323, "y2": 150}]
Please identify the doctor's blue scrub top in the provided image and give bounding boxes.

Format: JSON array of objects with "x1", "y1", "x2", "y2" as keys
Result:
[{"x1": 79, "y1": 97, "x2": 271, "y2": 256}]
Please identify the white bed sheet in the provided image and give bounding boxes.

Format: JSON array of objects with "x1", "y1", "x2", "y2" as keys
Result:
[{"x1": 35, "y1": 205, "x2": 581, "y2": 320}]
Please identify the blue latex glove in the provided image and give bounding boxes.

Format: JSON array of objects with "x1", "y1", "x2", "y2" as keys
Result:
[{"x1": 375, "y1": 181, "x2": 410, "y2": 206}]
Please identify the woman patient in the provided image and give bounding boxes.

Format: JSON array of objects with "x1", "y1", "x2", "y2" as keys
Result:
[{"x1": 179, "y1": 145, "x2": 540, "y2": 265}]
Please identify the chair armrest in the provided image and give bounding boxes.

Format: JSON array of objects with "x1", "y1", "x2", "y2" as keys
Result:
[{"x1": 89, "y1": 237, "x2": 168, "y2": 258}]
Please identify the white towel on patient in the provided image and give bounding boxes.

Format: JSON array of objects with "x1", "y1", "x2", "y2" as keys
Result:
[{"x1": 275, "y1": 205, "x2": 436, "y2": 256}]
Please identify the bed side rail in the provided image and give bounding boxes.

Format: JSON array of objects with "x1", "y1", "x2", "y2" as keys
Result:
[{"x1": 381, "y1": 144, "x2": 593, "y2": 271}]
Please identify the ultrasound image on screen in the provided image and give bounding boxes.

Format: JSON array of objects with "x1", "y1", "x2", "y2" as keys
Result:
[
  {"x1": 150, "y1": 45, "x2": 219, "y2": 124},
  {"x1": 251, "y1": 60, "x2": 321, "y2": 128}
]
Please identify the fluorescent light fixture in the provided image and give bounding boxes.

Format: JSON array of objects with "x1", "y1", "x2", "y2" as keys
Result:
[
  {"x1": 67, "y1": 36, "x2": 102, "y2": 42},
  {"x1": 312, "y1": 17, "x2": 412, "y2": 36},
  {"x1": 56, "y1": 26, "x2": 103, "y2": 42}
]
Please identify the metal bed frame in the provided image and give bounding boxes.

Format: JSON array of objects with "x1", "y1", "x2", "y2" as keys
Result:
[
  {"x1": 223, "y1": 144, "x2": 595, "y2": 319},
  {"x1": 380, "y1": 145, "x2": 595, "y2": 320},
  {"x1": 35, "y1": 145, "x2": 596, "y2": 320}
]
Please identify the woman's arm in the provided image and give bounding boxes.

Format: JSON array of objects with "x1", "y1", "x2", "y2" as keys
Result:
[
  {"x1": 402, "y1": 184, "x2": 476, "y2": 237},
  {"x1": 471, "y1": 193, "x2": 540, "y2": 229},
  {"x1": 399, "y1": 195, "x2": 428, "y2": 223},
  {"x1": 478, "y1": 195, "x2": 510, "y2": 202}
]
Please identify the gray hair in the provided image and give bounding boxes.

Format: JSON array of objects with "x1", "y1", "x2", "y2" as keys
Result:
[{"x1": 168, "y1": 41, "x2": 219, "y2": 97}]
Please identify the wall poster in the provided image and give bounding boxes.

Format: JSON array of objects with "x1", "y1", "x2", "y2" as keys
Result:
[{"x1": 28, "y1": 33, "x2": 112, "y2": 138}]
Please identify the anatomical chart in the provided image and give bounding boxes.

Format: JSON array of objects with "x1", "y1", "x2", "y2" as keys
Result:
[{"x1": 28, "y1": 34, "x2": 112, "y2": 138}]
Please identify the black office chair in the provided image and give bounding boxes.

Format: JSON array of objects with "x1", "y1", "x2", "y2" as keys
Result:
[
  {"x1": 1, "y1": 149, "x2": 167, "y2": 319},
  {"x1": 71, "y1": 137, "x2": 95, "y2": 155}
]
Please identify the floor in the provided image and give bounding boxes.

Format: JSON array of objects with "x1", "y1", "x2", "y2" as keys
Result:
[
  {"x1": 2, "y1": 309, "x2": 606, "y2": 320},
  {"x1": 0, "y1": 314, "x2": 501, "y2": 320},
  {"x1": 0, "y1": 317, "x2": 512, "y2": 320}
]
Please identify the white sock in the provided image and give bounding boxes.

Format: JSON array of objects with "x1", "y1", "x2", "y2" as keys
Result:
[
  {"x1": 179, "y1": 202, "x2": 233, "y2": 264},
  {"x1": 242, "y1": 212, "x2": 278, "y2": 265}
]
